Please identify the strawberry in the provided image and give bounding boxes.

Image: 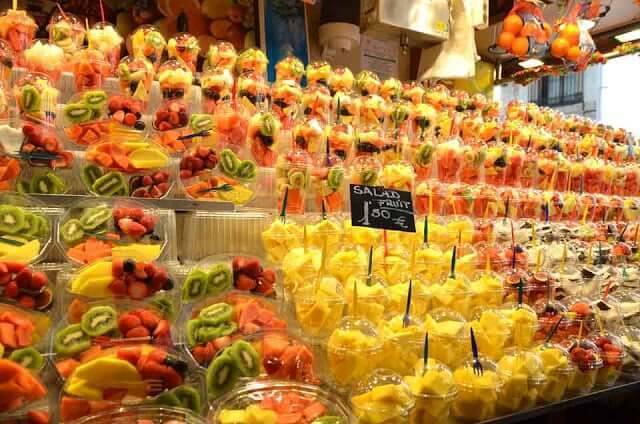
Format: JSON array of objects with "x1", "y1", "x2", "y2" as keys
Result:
[
  {"x1": 153, "y1": 320, "x2": 171, "y2": 338},
  {"x1": 29, "y1": 271, "x2": 48, "y2": 290},
  {"x1": 118, "y1": 218, "x2": 147, "y2": 238},
  {"x1": 4, "y1": 281, "x2": 18, "y2": 298},
  {"x1": 127, "y1": 281, "x2": 149, "y2": 300},
  {"x1": 139, "y1": 310, "x2": 160, "y2": 330},
  {"x1": 112, "y1": 259, "x2": 124, "y2": 277},
  {"x1": 118, "y1": 313, "x2": 142, "y2": 334},
  {"x1": 233, "y1": 256, "x2": 262, "y2": 279},
  {"x1": 235, "y1": 274, "x2": 257, "y2": 291},
  {"x1": 126, "y1": 326, "x2": 151, "y2": 338},
  {"x1": 259, "y1": 269, "x2": 276, "y2": 286},
  {"x1": 15, "y1": 267, "x2": 32, "y2": 288},
  {"x1": 139, "y1": 215, "x2": 155, "y2": 232},
  {"x1": 109, "y1": 279, "x2": 127, "y2": 296},
  {"x1": 123, "y1": 113, "x2": 137, "y2": 127},
  {"x1": 0, "y1": 262, "x2": 8, "y2": 275}
]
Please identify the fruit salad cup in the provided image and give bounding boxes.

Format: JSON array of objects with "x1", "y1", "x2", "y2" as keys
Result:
[
  {"x1": 237, "y1": 71, "x2": 270, "y2": 112},
  {"x1": 404, "y1": 358, "x2": 457, "y2": 424},
  {"x1": 293, "y1": 117, "x2": 324, "y2": 154},
  {"x1": 312, "y1": 154, "x2": 345, "y2": 213},
  {"x1": 200, "y1": 68, "x2": 234, "y2": 114},
  {"x1": 584, "y1": 157, "x2": 604, "y2": 194},
  {"x1": 328, "y1": 66, "x2": 354, "y2": 95},
  {"x1": 376, "y1": 313, "x2": 424, "y2": 376},
  {"x1": 236, "y1": 48, "x2": 268, "y2": 76},
  {"x1": 203, "y1": 41, "x2": 237, "y2": 73},
  {"x1": 502, "y1": 303, "x2": 539, "y2": 348},
  {"x1": 211, "y1": 381, "x2": 351, "y2": 424},
  {"x1": 270, "y1": 79, "x2": 302, "y2": 130},
  {"x1": 332, "y1": 90, "x2": 359, "y2": 126},
  {"x1": 380, "y1": 77, "x2": 402, "y2": 102},
  {"x1": 351, "y1": 369, "x2": 415, "y2": 424},
  {"x1": 534, "y1": 343, "x2": 576, "y2": 403},
  {"x1": 359, "y1": 94, "x2": 385, "y2": 127},
  {"x1": 274, "y1": 55, "x2": 304, "y2": 83},
  {"x1": 402, "y1": 80, "x2": 425, "y2": 105},
  {"x1": 117, "y1": 56, "x2": 154, "y2": 105},
  {"x1": 167, "y1": 33, "x2": 199, "y2": 72},
  {"x1": 354, "y1": 70, "x2": 381, "y2": 96},
  {"x1": 72, "y1": 47, "x2": 111, "y2": 91},
  {"x1": 152, "y1": 99, "x2": 190, "y2": 152},
  {"x1": 301, "y1": 84, "x2": 331, "y2": 123},
  {"x1": 275, "y1": 150, "x2": 311, "y2": 215},
  {"x1": 496, "y1": 348, "x2": 546, "y2": 413},
  {"x1": 47, "y1": 12, "x2": 85, "y2": 57},
  {"x1": 623, "y1": 163, "x2": 640, "y2": 196},
  {"x1": 414, "y1": 241, "x2": 445, "y2": 283},
  {"x1": 0, "y1": 9, "x2": 36, "y2": 67},
  {"x1": 129, "y1": 25, "x2": 165, "y2": 71},
  {"x1": 483, "y1": 143, "x2": 507, "y2": 186},
  {"x1": 14, "y1": 72, "x2": 58, "y2": 123},
  {"x1": 214, "y1": 101, "x2": 249, "y2": 154},
  {"x1": 435, "y1": 127, "x2": 463, "y2": 183},
  {"x1": 157, "y1": 59, "x2": 193, "y2": 100},
  {"x1": 564, "y1": 337, "x2": 604, "y2": 394},
  {"x1": 294, "y1": 276, "x2": 345, "y2": 341},
  {"x1": 424, "y1": 309, "x2": 468, "y2": 368},
  {"x1": 87, "y1": 21, "x2": 123, "y2": 74},
  {"x1": 23, "y1": 38, "x2": 64, "y2": 82},
  {"x1": 414, "y1": 180, "x2": 446, "y2": 216},
  {"x1": 306, "y1": 60, "x2": 331, "y2": 87},
  {"x1": 342, "y1": 273, "x2": 388, "y2": 324},
  {"x1": 458, "y1": 142, "x2": 484, "y2": 185},
  {"x1": 381, "y1": 160, "x2": 415, "y2": 192},
  {"x1": 326, "y1": 316, "x2": 383, "y2": 390},
  {"x1": 106, "y1": 93, "x2": 148, "y2": 137},
  {"x1": 58, "y1": 346, "x2": 200, "y2": 421},
  {"x1": 354, "y1": 125, "x2": 383, "y2": 158},
  {"x1": 591, "y1": 332, "x2": 626, "y2": 387},
  {"x1": 62, "y1": 89, "x2": 111, "y2": 146},
  {"x1": 0, "y1": 39, "x2": 12, "y2": 85},
  {"x1": 248, "y1": 111, "x2": 281, "y2": 167},
  {"x1": 451, "y1": 358, "x2": 502, "y2": 422},
  {"x1": 328, "y1": 122, "x2": 355, "y2": 163},
  {"x1": 470, "y1": 272, "x2": 506, "y2": 311},
  {"x1": 82, "y1": 138, "x2": 173, "y2": 198}
]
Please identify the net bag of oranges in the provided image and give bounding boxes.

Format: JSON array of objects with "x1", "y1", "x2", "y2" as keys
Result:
[
  {"x1": 550, "y1": 3, "x2": 596, "y2": 71},
  {"x1": 493, "y1": 0, "x2": 552, "y2": 58}
]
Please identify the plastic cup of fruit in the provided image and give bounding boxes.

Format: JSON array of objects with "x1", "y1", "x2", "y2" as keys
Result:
[
  {"x1": 246, "y1": 111, "x2": 280, "y2": 168},
  {"x1": 469, "y1": 308, "x2": 513, "y2": 361},
  {"x1": 261, "y1": 217, "x2": 303, "y2": 265},
  {"x1": 300, "y1": 84, "x2": 331, "y2": 124},
  {"x1": 57, "y1": 198, "x2": 167, "y2": 266},
  {"x1": 203, "y1": 41, "x2": 236, "y2": 73},
  {"x1": 519, "y1": 149, "x2": 538, "y2": 189},
  {"x1": 117, "y1": 55, "x2": 154, "y2": 101},
  {"x1": 435, "y1": 134, "x2": 462, "y2": 183},
  {"x1": 87, "y1": 22, "x2": 122, "y2": 75},
  {"x1": 591, "y1": 332, "x2": 626, "y2": 387},
  {"x1": 565, "y1": 337, "x2": 604, "y2": 394},
  {"x1": 71, "y1": 405, "x2": 205, "y2": 424},
  {"x1": 358, "y1": 94, "x2": 385, "y2": 127},
  {"x1": 274, "y1": 55, "x2": 304, "y2": 83},
  {"x1": 275, "y1": 150, "x2": 312, "y2": 215},
  {"x1": 451, "y1": 358, "x2": 502, "y2": 422},
  {"x1": 167, "y1": 32, "x2": 199, "y2": 73},
  {"x1": 470, "y1": 271, "x2": 504, "y2": 310},
  {"x1": 326, "y1": 316, "x2": 383, "y2": 390},
  {"x1": 128, "y1": 25, "x2": 165, "y2": 71},
  {"x1": 47, "y1": 12, "x2": 85, "y2": 56},
  {"x1": 305, "y1": 213, "x2": 344, "y2": 254},
  {"x1": 496, "y1": 348, "x2": 546, "y2": 413},
  {"x1": 413, "y1": 243, "x2": 445, "y2": 283},
  {"x1": 237, "y1": 71, "x2": 270, "y2": 112},
  {"x1": 270, "y1": 79, "x2": 302, "y2": 130},
  {"x1": 210, "y1": 381, "x2": 351, "y2": 424},
  {"x1": 236, "y1": 47, "x2": 268, "y2": 76},
  {"x1": 380, "y1": 160, "x2": 415, "y2": 193},
  {"x1": 214, "y1": 100, "x2": 249, "y2": 153},
  {"x1": 351, "y1": 369, "x2": 415, "y2": 424},
  {"x1": 342, "y1": 273, "x2": 388, "y2": 325},
  {"x1": 72, "y1": 47, "x2": 110, "y2": 91},
  {"x1": 349, "y1": 155, "x2": 382, "y2": 188},
  {"x1": 354, "y1": 124, "x2": 384, "y2": 158},
  {"x1": 327, "y1": 122, "x2": 355, "y2": 163},
  {"x1": 328, "y1": 66, "x2": 354, "y2": 95},
  {"x1": 293, "y1": 277, "x2": 346, "y2": 341},
  {"x1": 13, "y1": 72, "x2": 58, "y2": 121},
  {"x1": 372, "y1": 243, "x2": 411, "y2": 285},
  {"x1": 306, "y1": 60, "x2": 331, "y2": 87},
  {"x1": 402, "y1": 80, "x2": 425, "y2": 105},
  {"x1": 534, "y1": 343, "x2": 576, "y2": 403},
  {"x1": 354, "y1": 70, "x2": 381, "y2": 97},
  {"x1": 311, "y1": 154, "x2": 345, "y2": 213},
  {"x1": 405, "y1": 358, "x2": 456, "y2": 424},
  {"x1": 158, "y1": 59, "x2": 193, "y2": 100},
  {"x1": 332, "y1": 90, "x2": 359, "y2": 126},
  {"x1": 282, "y1": 245, "x2": 322, "y2": 304},
  {"x1": 379, "y1": 314, "x2": 424, "y2": 376},
  {"x1": 23, "y1": 38, "x2": 64, "y2": 82},
  {"x1": 0, "y1": 9, "x2": 37, "y2": 66},
  {"x1": 386, "y1": 279, "x2": 430, "y2": 319},
  {"x1": 414, "y1": 180, "x2": 445, "y2": 216},
  {"x1": 424, "y1": 309, "x2": 468, "y2": 368},
  {"x1": 483, "y1": 143, "x2": 507, "y2": 186}
]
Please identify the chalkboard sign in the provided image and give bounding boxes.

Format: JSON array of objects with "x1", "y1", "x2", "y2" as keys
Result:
[{"x1": 350, "y1": 184, "x2": 416, "y2": 233}]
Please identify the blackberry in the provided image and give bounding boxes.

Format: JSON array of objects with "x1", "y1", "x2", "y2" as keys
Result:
[{"x1": 123, "y1": 259, "x2": 136, "y2": 273}]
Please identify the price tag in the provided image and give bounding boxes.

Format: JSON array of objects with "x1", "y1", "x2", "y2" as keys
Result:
[{"x1": 350, "y1": 184, "x2": 416, "y2": 233}]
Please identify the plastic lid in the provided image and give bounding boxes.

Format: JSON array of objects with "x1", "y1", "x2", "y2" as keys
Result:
[
  {"x1": 497, "y1": 348, "x2": 547, "y2": 385},
  {"x1": 404, "y1": 358, "x2": 457, "y2": 400},
  {"x1": 453, "y1": 357, "x2": 502, "y2": 390},
  {"x1": 564, "y1": 338, "x2": 604, "y2": 371},
  {"x1": 589, "y1": 332, "x2": 627, "y2": 362},
  {"x1": 535, "y1": 343, "x2": 576, "y2": 375},
  {"x1": 425, "y1": 309, "x2": 467, "y2": 339},
  {"x1": 470, "y1": 308, "x2": 512, "y2": 336},
  {"x1": 351, "y1": 369, "x2": 415, "y2": 413},
  {"x1": 380, "y1": 314, "x2": 424, "y2": 344},
  {"x1": 327, "y1": 316, "x2": 383, "y2": 353}
]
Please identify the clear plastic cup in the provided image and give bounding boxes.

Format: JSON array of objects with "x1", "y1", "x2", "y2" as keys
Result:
[
  {"x1": 301, "y1": 84, "x2": 331, "y2": 124},
  {"x1": 87, "y1": 21, "x2": 123, "y2": 74},
  {"x1": 201, "y1": 68, "x2": 234, "y2": 114},
  {"x1": 564, "y1": 337, "x2": 604, "y2": 394},
  {"x1": 373, "y1": 243, "x2": 411, "y2": 285},
  {"x1": 14, "y1": 72, "x2": 58, "y2": 122},
  {"x1": 72, "y1": 47, "x2": 110, "y2": 91},
  {"x1": 328, "y1": 122, "x2": 355, "y2": 163},
  {"x1": 451, "y1": 358, "x2": 502, "y2": 422},
  {"x1": 354, "y1": 70, "x2": 381, "y2": 96},
  {"x1": 261, "y1": 217, "x2": 304, "y2": 264},
  {"x1": 275, "y1": 150, "x2": 312, "y2": 215},
  {"x1": 405, "y1": 358, "x2": 457, "y2": 424},
  {"x1": 271, "y1": 79, "x2": 302, "y2": 130},
  {"x1": 535, "y1": 343, "x2": 576, "y2": 403},
  {"x1": 501, "y1": 303, "x2": 539, "y2": 348},
  {"x1": 167, "y1": 32, "x2": 199, "y2": 72},
  {"x1": 0, "y1": 39, "x2": 13, "y2": 85},
  {"x1": 274, "y1": 55, "x2": 304, "y2": 83},
  {"x1": 379, "y1": 314, "x2": 424, "y2": 376},
  {"x1": 469, "y1": 308, "x2": 512, "y2": 360},
  {"x1": 23, "y1": 39, "x2": 64, "y2": 82},
  {"x1": 236, "y1": 47, "x2": 268, "y2": 76},
  {"x1": 203, "y1": 41, "x2": 236, "y2": 73},
  {"x1": 425, "y1": 309, "x2": 468, "y2": 368},
  {"x1": 157, "y1": 59, "x2": 193, "y2": 100},
  {"x1": 496, "y1": 348, "x2": 546, "y2": 413},
  {"x1": 333, "y1": 90, "x2": 359, "y2": 126},
  {"x1": 128, "y1": 25, "x2": 165, "y2": 71},
  {"x1": 344, "y1": 273, "x2": 389, "y2": 325},
  {"x1": 73, "y1": 406, "x2": 205, "y2": 424},
  {"x1": 591, "y1": 332, "x2": 626, "y2": 387},
  {"x1": 47, "y1": 11, "x2": 85, "y2": 55},
  {"x1": 431, "y1": 274, "x2": 473, "y2": 319},
  {"x1": 328, "y1": 66, "x2": 354, "y2": 95},
  {"x1": 247, "y1": 111, "x2": 281, "y2": 167},
  {"x1": 293, "y1": 116, "x2": 324, "y2": 154},
  {"x1": 414, "y1": 243, "x2": 445, "y2": 284},
  {"x1": 386, "y1": 279, "x2": 430, "y2": 318},
  {"x1": 351, "y1": 369, "x2": 414, "y2": 424},
  {"x1": 117, "y1": 55, "x2": 154, "y2": 101},
  {"x1": 470, "y1": 271, "x2": 504, "y2": 309},
  {"x1": 0, "y1": 9, "x2": 37, "y2": 66},
  {"x1": 293, "y1": 276, "x2": 345, "y2": 341}
]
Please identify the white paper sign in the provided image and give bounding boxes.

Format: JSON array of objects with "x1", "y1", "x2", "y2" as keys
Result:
[{"x1": 360, "y1": 35, "x2": 399, "y2": 80}]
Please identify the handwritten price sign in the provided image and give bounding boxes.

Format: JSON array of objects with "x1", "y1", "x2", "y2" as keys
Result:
[{"x1": 350, "y1": 184, "x2": 416, "y2": 233}]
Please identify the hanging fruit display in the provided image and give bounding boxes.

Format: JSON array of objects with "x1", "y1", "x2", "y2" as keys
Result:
[{"x1": 495, "y1": 0, "x2": 552, "y2": 58}]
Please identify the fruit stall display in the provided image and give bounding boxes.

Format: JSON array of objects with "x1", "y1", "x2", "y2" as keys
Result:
[{"x1": 0, "y1": 5, "x2": 640, "y2": 424}]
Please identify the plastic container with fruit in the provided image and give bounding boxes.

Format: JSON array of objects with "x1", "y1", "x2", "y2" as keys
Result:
[
  {"x1": 261, "y1": 215, "x2": 304, "y2": 265},
  {"x1": 181, "y1": 291, "x2": 286, "y2": 368},
  {"x1": 61, "y1": 89, "x2": 111, "y2": 147},
  {"x1": 533, "y1": 342, "x2": 576, "y2": 403},
  {"x1": 247, "y1": 111, "x2": 281, "y2": 167},
  {"x1": 13, "y1": 72, "x2": 58, "y2": 123},
  {"x1": 301, "y1": 84, "x2": 331, "y2": 124},
  {"x1": 468, "y1": 308, "x2": 512, "y2": 361},
  {"x1": 71, "y1": 47, "x2": 111, "y2": 91},
  {"x1": 424, "y1": 309, "x2": 469, "y2": 369},
  {"x1": 81, "y1": 138, "x2": 173, "y2": 199},
  {"x1": 0, "y1": 39, "x2": 12, "y2": 85},
  {"x1": 106, "y1": 93, "x2": 148, "y2": 138},
  {"x1": 311, "y1": 153, "x2": 345, "y2": 213},
  {"x1": 214, "y1": 100, "x2": 249, "y2": 153},
  {"x1": 275, "y1": 55, "x2": 304, "y2": 83},
  {"x1": 275, "y1": 150, "x2": 312, "y2": 215},
  {"x1": 564, "y1": 337, "x2": 604, "y2": 394},
  {"x1": 57, "y1": 345, "x2": 203, "y2": 422},
  {"x1": 87, "y1": 21, "x2": 123, "y2": 74},
  {"x1": 270, "y1": 79, "x2": 302, "y2": 130},
  {"x1": 378, "y1": 314, "x2": 423, "y2": 376},
  {"x1": 236, "y1": 48, "x2": 268, "y2": 76},
  {"x1": 211, "y1": 381, "x2": 351, "y2": 423},
  {"x1": 332, "y1": 90, "x2": 359, "y2": 127},
  {"x1": 496, "y1": 348, "x2": 546, "y2": 413},
  {"x1": 431, "y1": 274, "x2": 474, "y2": 319},
  {"x1": 203, "y1": 41, "x2": 237, "y2": 73},
  {"x1": 117, "y1": 56, "x2": 154, "y2": 102},
  {"x1": 51, "y1": 299, "x2": 175, "y2": 380},
  {"x1": 327, "y1": 122, "x2": 355, "y2": 163},
  {"x1": 350, "y1": 369, "x2": 414, "y2": 424},
  {"x1": 0, "y1": 261, "x2": 56, "y2": 312},
  {"x1": 236, "y1": 71, "x2": 270, "y2": 113},
  {"x1": 47, "y1": 11, "x2": 85, "y2": 56},
  {"x1": 128, "y1": 25, "x2": 166, "y2": 71},
  {"x1": 58, "y1": 199, "x2": 167, "y2": 266},
  {"x1": 354, "y1": 70, "x2": 381, "y2": 97},
  {"x1": 591, "y1": 331, "x2": 626, "y2": 387},
  {"x1": 151, "y1": 98, "x2": 192, "y2": 153},
  {"x1": 405, "y1": 358, "x2": 457, "y2": 424},
  {"x1": 294, "y1": 275, "x2": 346, "y2": 342},
  {"x1": 0, "y1": 193, "x2": 52, "y2": 264},
  {"x1": 0, "y1": 301, "x2": 51, "y2": 371},
  {"x1": 0, "y1": 8, "x2": 37, "y2": 66},
  {"x1": 69, "y1": 405, "x2": 205, "y2": 424},
  {"x1": 358, "y1": 94, "x2": 385, "y2": 127},
  {"x1": 201, "y1": 68, "x2": 234, "y2": 114},
  {"x1": 328, "y1": 66, "x2": 354, "y2": 95},
  {"x1": 0, "y1": 359, "x2": 49, "y2": 419},
  {"x1": 23, "y1": 39, "x2": 64, "y2": 82},
  {"x1": 451, "y1": 357, "x2": 502, "y2": 422},
  {"x1": 157, "y1": 59, "x2": 193, "y2": 100},
  {"x1": 167, "y1": 33, "x2": 199, "y2": 73}
]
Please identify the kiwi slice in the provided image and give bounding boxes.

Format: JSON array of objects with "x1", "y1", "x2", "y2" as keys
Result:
[
  {"x1": 260, "y1": 114, "x2": 277, "y2": 136},
  {"x1": 173, "y1": 385, "x2": 202, "y2": 413},
  {"x1": 236, "y1": 160, "x2": 257, "y2": 181},
  {"x1": 189, "y1": 320, "x2": 237, "y2": 345},
  {"x1": 206, "y1": 351, "x2": 239, "y2": 399},
  {"x1": 182, "y1": 269, "x2": 209, "y2": 302},
  {"x1": 151, "y1": 297, "x2": 176, "y2": 320},
  {"x1": 60, "y1": 219, "x2": 84, "y2": 244},
  {"x1": 0, "y1": 205, "x2": 25, "y2": 235},
  {"x1": 30, "y1": 173, "x2": 66, "y2": 194},
  {"x1": 8, "y1": 347, "x2": 44, "y2": 371},
  {"x1": 18, "y1": 212, "x2": 40, "y2": 238},
  {"x1": 327, "y1": 168, "x2": 344, "y2": 191},
  {"x1": 228, "y1": 340, "x2": 259, "y2": 377},
  {"x1": 154, "y1": 390, "x2": 181, "y2": 408},
  {"x1": 81, "y1": 165, "x2": 104, "y2": 190},
  {"x1": 198, "y1": 303, "x2": 233, "y2": 326},
  {"x1": 79, "y1": 206, "x2": 112, "y2": 230},
  {"x1": 19, "y1": 85, "x2": 41, "y2": 113},
  {"x1": 91, "y1": 172, "x2": 127, "y2": 196},
  {"x1": 35, "y1": 215, "x2": 50, "y2": 238},
  {"x1": 54, "y1": 324, "x2": 91, "y2": 356},
  {"x1": 188, "y1": 114, "x2": 214, "y2": 132},
  {"x1": 360, "y1": 169, "x2": 378, "y2": 186},
  {"x1": 82, "y1": 90, "x2": 108, "y2": 109},
  {"x1": 186, "y1": 319, "x2": 205, "y2": 347},
  {"x1": 219, "y1": 149, "x2": 240, "y2": 178},
  {"x1": 80, "y1": 305, "x2": 118, "y2": 336},
  {"x1": 416, "y1": 143, "x2": 434, "y2": 167},
  {"x1": 288, "y1": 170, "x2": 307, "y2": 189},
  {"x1": 206, "y1": 264, "x2": 233, "y2": 295},
  {"x1": 16, "y1": 180, "x2": 30, "y2": 195},
  {"x1": 63, "y1": 103, "x2": 93, "y2": 124}
]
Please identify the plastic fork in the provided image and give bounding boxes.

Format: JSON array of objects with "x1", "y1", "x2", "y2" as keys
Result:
[
  {"x1": 91, "y1": 335, "x2": 153, "y2": 347},
  {"x1": 470, "y1": 327, "x2": 483, "y2": 376},
  {"x1": 112, "y1": 379, "x2": 165, "y2": 395},
  {"x1": 402, "y1": 280, "x2": 413, "y2": 328},
  {"x1": 177, "y1": 130, "x2": 211, "y2": 140},
  {"x1": 422, "y1": 332, "x2": 429, "y2": 376}
]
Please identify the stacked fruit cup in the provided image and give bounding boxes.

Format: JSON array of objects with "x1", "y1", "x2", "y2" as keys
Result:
[
  {"x1": 275, "y1": 150, "x2": 312, "y2": 215},
  {"x1": 200, "y1": 68, "x2": 234, "y2": 114},
  {"x1": 87, "y1": 21, "x2": 123, "y2": 75},
  {"x1": 0, "y1": 8, "x2": 37, "y2": 67},
  {"x1": 157, "y1": 59, "x2": 193, "y2": 101},
  {"x1": 23, "y1": 39, "x2": 64, "y2": 82},
  {"x1": 167, "y1": 32, "x2": 200, "y2": 73},
  {"x1": 203, "y1": 41, "x2": 237, "y2": 73},
  {"x1": 117, "y1": 56, "x2": 155, "y2": 103},
  {"x1": 47, "y1": 12, "x2": 85, "y2": 58},
  {"x1": 128, "y1": 25, "x2": 166, "y2": 72},
  {"x1": 71, "y1": 47, "x2": 111, "y2": 92}
]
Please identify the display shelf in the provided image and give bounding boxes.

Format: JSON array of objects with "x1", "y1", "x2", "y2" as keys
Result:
[
  {"x1": 480, "y1": 377, "x2": 640, "y2": 424},
  {"x1": 29, "y1": 193, "x2": 235, "y2": 212}
]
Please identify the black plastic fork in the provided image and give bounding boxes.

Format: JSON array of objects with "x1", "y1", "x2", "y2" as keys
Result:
[{"x1": 470, "y1": 327, "x2": 483, "y2": 376}]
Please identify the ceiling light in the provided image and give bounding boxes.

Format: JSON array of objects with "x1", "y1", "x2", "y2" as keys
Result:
[
  {"x1": 579, "y1": 19, "x2": 596, "y2": 31},
  {"x1": 518, "y1": 59, "x2": 544, "y2": 69},
  {"x1": 615, "y1": 28, "x2": 640, "y2": 43}
]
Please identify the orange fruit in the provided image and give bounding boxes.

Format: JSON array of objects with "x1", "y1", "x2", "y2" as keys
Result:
[
  {"x1": 511, "y1": 37, "x2": 530, "y2": 57},
  {"x1": 566, "y1": 45, "x2": 581, "y2": 62},
  {"x1": 503, "y1": 14, "x2": 524, "y2": 35},
  {"x1": 551, "y1": 37, "x2": 569, "y2": 58},
  {"x1": 560, "y1": 23, "x2": 580, "y2": 46},
  {"x1": 497, "y1": 32, "x2": 515, "y2": 50}
]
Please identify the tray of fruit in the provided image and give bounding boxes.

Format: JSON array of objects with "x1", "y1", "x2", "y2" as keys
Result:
[
  {"x1": 0, "y1": 302, "x2": 51, "y2": 372},
  {"x1": 66, "y1": 405, "x2": 206, "y2": 424},
  {"x1": 0, "y1": 261, "x2": 54, "y2": 312},
  {"x1": 0, "y1": 194, "x2": 52, "y2": 264},
  {"x1": 61, "y1": 89, "x2": 111, "y2": 147},
  {"x1": 58, "y1": 199, "x2": 167, "y2": 265},
  {"x1": 81, "y1": 139, "x2": 173, "y2": 199}
]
